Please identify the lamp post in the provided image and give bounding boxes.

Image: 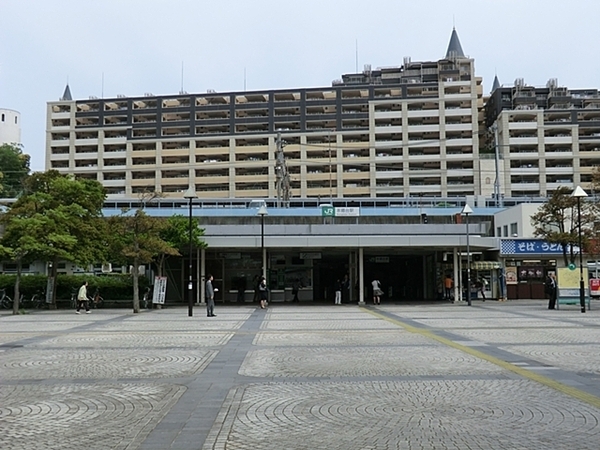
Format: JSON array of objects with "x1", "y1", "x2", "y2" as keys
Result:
[
  {"x1": 572, "y1": 186, "x2": 588, "y2": 313},
  {"x1": 462, "y1": 203, "x2": 473, "y2": 306},
  {"x1": 183, "y1": 187, "x2": 197, "y2": 317},
  {"x1": 257, "y1": 204, "x2": 268, "y2": 280}
]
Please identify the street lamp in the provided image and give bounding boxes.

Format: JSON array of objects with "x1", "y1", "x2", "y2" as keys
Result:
[
  {"x1": 257, "y1": 204, "x2": 268, "y2": 280},
  {"x1": 183, "y1": 187, "x2": 197, "y2": 317},
  {"x1": 462, "y1": 203, "x2": 473, "y2": 306},
  {"x1": 572, "y1": 186, "x2": 588, "y2": 313}
]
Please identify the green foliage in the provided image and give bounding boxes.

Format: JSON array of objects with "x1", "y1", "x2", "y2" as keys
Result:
[
  {"x1": 0, "y1": 143, "x2": 30, "y2": 197},
  {"x1": 0, "y1": 274, "x2": 146, "y2": 302},
  {"x1": 1, "y1": 171, "x2": 108, "y2": 268},
  {"x1": 531, "y1": 186, "x2": 596, "y2": 266}
]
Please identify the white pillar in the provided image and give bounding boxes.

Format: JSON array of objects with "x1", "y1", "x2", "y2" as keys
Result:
[
  {"x1": 196, "y1": 247, "x2": 201, "y2": 305},
  {"x1": 358, "y1": 247, "x2": 365, "y2": 305},
  {"x1": 200, "y1": 248, "x2": 206, "y2": 305},
  {"x1": 453, "y1": 248, "x2": 461, "y2": 302}
]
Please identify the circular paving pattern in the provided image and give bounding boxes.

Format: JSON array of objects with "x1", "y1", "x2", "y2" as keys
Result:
[
  {"x1": 205, "y1": 380, "x2": 600, "y2": 450},
  {"x1": 502, "y1": 344, "x2": 600, "y2": 374},
  {"x1": 0, "y1": 383, "x2": 185, "y2": 450},
  {"x1": 0, "y1": 348, "x2": 217, "y2": 379},
  {"x1": 239, "y1": 346, "x2": 504, "y2": 378},
  {"x1": 29, "y1": 332, "x2": 233, "y2": 348},
  {"x1": 254, "y1": 330, "x2": 435, "y2": 347}
]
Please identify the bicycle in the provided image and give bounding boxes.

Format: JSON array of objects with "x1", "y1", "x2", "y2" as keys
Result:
[
  {"x1": 70, "y1": 288, "x2": 78, "y2": 309},
  {"x1": 142, "y1": 287, "x2": 153, "y2": 309},
  {"x1": 89, "y1": 288, "x2": 104, "y2": 309},
  {"x1": 22, "y1": 290, "x2": 46, "y2": 309},
  {"x1": 1, "y1": 288, "x2": 13, "y2": 309}
]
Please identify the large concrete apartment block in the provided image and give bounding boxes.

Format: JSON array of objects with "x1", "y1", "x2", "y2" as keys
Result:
[
  {"x1": 46, "y1": 30, "x2": 485, "y2": 200},
  {"x1": 485, "y1": 77, "x2": 600, "y2": 198}
]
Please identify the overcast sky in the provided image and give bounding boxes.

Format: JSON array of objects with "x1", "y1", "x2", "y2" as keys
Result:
[{"x1": 1, "y1": 0, "x2": 599, "y2": 171}]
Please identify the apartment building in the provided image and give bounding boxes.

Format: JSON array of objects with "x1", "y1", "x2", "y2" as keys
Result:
[
  {"x1": 46, "y1": 29, "x2": 484, "y2": 200},
  {"x1": 485, "y1": 78, "x2": 600, "y2": 197}
]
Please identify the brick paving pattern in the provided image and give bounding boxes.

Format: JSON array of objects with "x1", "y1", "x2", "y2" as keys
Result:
[{"x1": 1, "y1": 300, "x2": 600, "y2": 449}]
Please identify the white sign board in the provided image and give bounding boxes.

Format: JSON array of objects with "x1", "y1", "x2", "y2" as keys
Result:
[
  {"x1": 335, "y1": 207, "x2": 360, "y2": 217},
  {"x1": 152, "y1": 276, "x2": 167, "y2": 305}
]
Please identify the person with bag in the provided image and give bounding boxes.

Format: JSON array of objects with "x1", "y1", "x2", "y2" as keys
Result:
[
  {"x1": 259, "y1": 276, "x2": 268, "y2": 309},
  {"x1": 76, "y1": 281, "x2": 90, "y2": 314},
  {"x1": 372, "y1": 278, "x2": 383, "y2": 305},
  {"x1": 545, "y1": 272, "x2": 557, "y2": 310}
]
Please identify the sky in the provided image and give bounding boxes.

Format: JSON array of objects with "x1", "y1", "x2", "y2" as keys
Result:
[{"x1": 1, "y1": 0, "x2": 599, "y2": 171}]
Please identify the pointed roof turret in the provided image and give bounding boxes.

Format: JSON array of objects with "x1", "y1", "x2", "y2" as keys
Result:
[
  {"x1": 491, "y1": 75, "x2": 501, "y2": 93},
  {"x1": 61, "y1": 84, "x2": 72, "y2": 101},
  {"x1": 445, "y1": 28, "x2": 465, "y2": 59}
]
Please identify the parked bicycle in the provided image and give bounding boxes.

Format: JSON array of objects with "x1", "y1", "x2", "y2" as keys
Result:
[
  {"x1": 89, "y1": 288, "x2": 104, "y2": 309},
  {"x1": 1, "y1": 288, "x2": 13, "y2": 309},
  {"x1": 22, "y1": 290, "x2": 46, "y2": 309},
  {"x1": 70, "y1": 288, "x2": 78, "y2": 309},
  {"x1": 142, "y1": 287, "x2": 153, "y2": 309}
]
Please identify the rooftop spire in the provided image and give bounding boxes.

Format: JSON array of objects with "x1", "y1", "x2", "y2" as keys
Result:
[
  {"x1": 61, "y1": 84, "x2": 72, "y2": 101},
  {"x1": 491, "y1": 75, "x2": 501, "y2": 93},
  {"x1": 445, "y1": 28, "x2": 465, "y2": 59}
]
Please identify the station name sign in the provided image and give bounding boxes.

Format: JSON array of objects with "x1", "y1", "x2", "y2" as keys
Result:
[{"x1": 321, "y1": 206, "x2": 360, "y2": 217}]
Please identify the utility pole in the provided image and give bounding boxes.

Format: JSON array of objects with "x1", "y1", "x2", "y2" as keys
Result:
[{"x1": 275, "y1": 132, "x2": 290, "y2": 207}]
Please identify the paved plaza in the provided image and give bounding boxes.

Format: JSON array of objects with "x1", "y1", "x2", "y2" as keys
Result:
[{"x1": 1, "y1": 300, "x2": 600, "y2": 449}]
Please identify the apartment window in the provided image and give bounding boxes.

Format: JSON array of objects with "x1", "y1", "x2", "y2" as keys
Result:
[
  {"x1": 1, "y1": 113, "x2": 4, "y2": 122},
  {"x1": 503, "y1": 225, "x2": 508, "y2": 237},
  {"x1": 510, "y1": 223, "x2": 518, "y2": 236},
  {"x1": 496, "y1": 227, "x2": 501, "y2": 237}
]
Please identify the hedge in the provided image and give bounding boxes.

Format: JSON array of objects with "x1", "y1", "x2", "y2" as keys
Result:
[{"x1": 0, "y1": 274, "x2": 149, "y2": 301}]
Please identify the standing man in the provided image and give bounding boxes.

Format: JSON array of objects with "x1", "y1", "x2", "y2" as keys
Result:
[
  {"x1": 545, "y1": 272, "x2": 558, "y2": 310},
  {"x1": 444, "y1": 275, "x2": 453, "y2": 301},
  {"x1": 76, "y1": 281, "x2": 90, "y2": 314},
  {"x1": 206, "y1": 274, "x2": 216, "y2": 317},
  {"x1": 334, "y1": 279, "x2": 342, "y2": 305}
]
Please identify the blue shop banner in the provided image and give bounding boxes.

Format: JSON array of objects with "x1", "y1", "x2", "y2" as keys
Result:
[{"x1": 500, "y1": 239, "x2": 579, "y2": 255}]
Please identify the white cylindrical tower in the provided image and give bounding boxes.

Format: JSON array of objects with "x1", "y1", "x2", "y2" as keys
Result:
[{"x1": 0, "y1": 108, "x2": 22, "y2": 145}]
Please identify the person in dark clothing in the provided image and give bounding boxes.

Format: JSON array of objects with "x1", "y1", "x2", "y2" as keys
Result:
[
  {"x1": 236, "y1": 277, "x2": 247, "y2": 303},
  {"x1": 206, "y1": 274, "x2": 216, "y2": 317},
  {"x1": 292, "y1": 279, "x2": 300, "y2": 302},
  {"x1": 545, "y1": 273, "x2": 557, "y2": 309},
  {"x1": 258, "y1": 276, "x2": 268, "y2": 309}
]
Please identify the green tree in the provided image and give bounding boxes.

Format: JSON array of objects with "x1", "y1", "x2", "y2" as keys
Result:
[
  {"x1": 0, "y1": 171, "x2": 107, "y2": 310},
  {"x1": 109, "y1": 210, "x2": 175, "y2": 313},
  {"x1": 0, "y1": 143, "x2": 30, "y2": 197},
  {"x1": 157, "y1": 214, "x2": 206, "y2": 277},
  {"x1": 531, "y1": 186, "x2": 595, "y2": 266}
]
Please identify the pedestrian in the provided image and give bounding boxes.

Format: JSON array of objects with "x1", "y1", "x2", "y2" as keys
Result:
[
  {"x1": 259, "y1": 276, "x2": 268, "y2": 309},
  {"x1": 545, "y1": 272, "x2": 557, "y2": 310},
  {"x1": 76, "y1": 281, "x2": 90, "y2": 314},
  {"x1": 444, "y1": 275, "x2": 453, "y2": 301},
  {"x1": 342, "y1": 274, "x2": 350, "y2": 303},
  {"x1": 236, "y1": 276, "x2": 246, "y2": 303},
  {"x1": 477, "y1": 277, "x2": 487, "y2": 301},
  {"x1": 206, "y1": 274, "x2": 216, "y2": 317},
  {"x1": 292, "y1": 278, "x2": 300, "y2": 302},
  {"x1": 252, "y1": 274, "x2": 260, "y2": 302},
  {"x1": 372, "y1": 278, "x2": 383, "y2": 305},
  {"x1": 334, "y1": 279, "x2": 342, "y2": 305}
]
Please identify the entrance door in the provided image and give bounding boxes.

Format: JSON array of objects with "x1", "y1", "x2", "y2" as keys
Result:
[
  {"x1": 365, "y1": 255, "x2": 428, "y2": 301},
  {"x1": 314, "y1": 255, "x2": 349, "y2": 302}
]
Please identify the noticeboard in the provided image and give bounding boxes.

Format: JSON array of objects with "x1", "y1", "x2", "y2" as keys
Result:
[{"x1": 152, "y1": 276, "x2": 167, "y2": 305}]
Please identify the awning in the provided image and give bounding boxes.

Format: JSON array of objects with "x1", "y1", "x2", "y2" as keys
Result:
[{"x1": 471, "y1": 261, "x2": 501, "y2": 270}]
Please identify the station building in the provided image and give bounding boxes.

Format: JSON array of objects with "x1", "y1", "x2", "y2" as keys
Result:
[{"x1": 39, "y1": 29, "x2": 594, "y2": 304}]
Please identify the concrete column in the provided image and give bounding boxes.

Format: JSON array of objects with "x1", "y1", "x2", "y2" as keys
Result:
[
  {"x1": 200, "y1": 248, "x2": 206, "y2": 305},
  {"x1": 453, "y1": 248, "x2": 461, "y2": 302},
  {"x1": 358, "y1": 247, "x2": 365, "y2": 305}
]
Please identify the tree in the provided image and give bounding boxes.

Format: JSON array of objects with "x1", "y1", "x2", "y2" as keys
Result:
[
  {"x1": 531, "y1": 186, "x2": 596, "y2": 266},
  {"x1": 0, "y1": 143, "x2": 30, "y2": 197},
  {"x1": 0, "y1": 171, "x2": 107, "y2": 310},
  {"x1": 108, "y1": 210, "x2": 175, "y2": 313},
  {"x1": 156, "y1": 214, "x2": 206, "y2": 277}
]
